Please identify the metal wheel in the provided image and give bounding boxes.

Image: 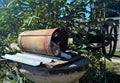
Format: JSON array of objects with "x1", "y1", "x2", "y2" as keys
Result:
[{"x1": 102, "y1": 19, "x2": 118, "y2": 57}]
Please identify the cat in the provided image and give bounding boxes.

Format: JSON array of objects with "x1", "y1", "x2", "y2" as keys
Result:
[{"x1": 51, "y1": 41, "x2": 60, "y2": 56}]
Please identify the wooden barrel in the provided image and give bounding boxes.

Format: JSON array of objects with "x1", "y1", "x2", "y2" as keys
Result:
[{"x1": 18, "y1": 28, "x2": 68, "y2": 56}]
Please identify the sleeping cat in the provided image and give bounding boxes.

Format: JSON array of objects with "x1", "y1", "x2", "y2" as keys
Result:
[{"x1": 51, "y1": 41, "x2": 60, "y2": 56}]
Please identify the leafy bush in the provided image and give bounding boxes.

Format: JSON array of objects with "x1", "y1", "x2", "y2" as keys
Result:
[
  {"x1": 0, "y1": 0, "x2": 120, "y2": 83},
  {"x1": 0, "y1": 60, "x2": 33, "y2": 83},
  {"x1": 0, "y1": 0, "x2": 88, "y2": 82}
]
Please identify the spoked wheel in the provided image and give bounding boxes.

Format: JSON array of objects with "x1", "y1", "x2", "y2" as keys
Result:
[{"x1": 102, "y1": 19, "x2": 118, "y2": 58}]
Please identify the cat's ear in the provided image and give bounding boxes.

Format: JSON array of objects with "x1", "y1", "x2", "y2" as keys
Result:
[{"x1": 56, "y1": 42, "x2": 61, "y2": 45}]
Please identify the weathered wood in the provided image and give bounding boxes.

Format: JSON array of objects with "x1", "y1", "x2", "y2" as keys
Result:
[{"x1": 45, "y1": 55, "x2": 85, "y2": 68}]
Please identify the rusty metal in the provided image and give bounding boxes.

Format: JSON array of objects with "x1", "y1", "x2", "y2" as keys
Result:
[{"x1": 18, "y1": 28, "x2": 68, "y2": 56}]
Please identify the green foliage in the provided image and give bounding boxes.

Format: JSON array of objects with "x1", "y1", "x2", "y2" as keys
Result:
[
  {"x1": 79, "y1": 48, "x2": 106, "y2": 82},
  {"x1": 0, "y1": 0, "x2": 88, "y2": 82},
  {"x1": 106, "y1": 61, "x2": 114, "y2": 72},
  {"x1": 114, "y1": 51, "x2": 120, "y2": 56},
  {"x1": 0, "y1": 0, "x2": 119, "y2": 83},
  {"x1": 105, "y1": 0, "x2": 120, "y2": 17},
  {"x1": 90, "y1": 0, "x2": 120, "y2": 20},
  {"x1": 0, "y1": 63, "x2": 33, "y2": 83},
  {"x1": 0, "y1": 0, "x2": 87, "y2": 54}
]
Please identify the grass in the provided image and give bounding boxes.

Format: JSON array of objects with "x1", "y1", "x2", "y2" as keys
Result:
[
  {"x1": 79, "y1": 60, "x2": 120, "y2": 83},
  {"x1": 106, "y1": 61, "x2": 115, "y2": 72},
  {"x1": 114, "y1": 51, "x2": 120, "y2": 56}
]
